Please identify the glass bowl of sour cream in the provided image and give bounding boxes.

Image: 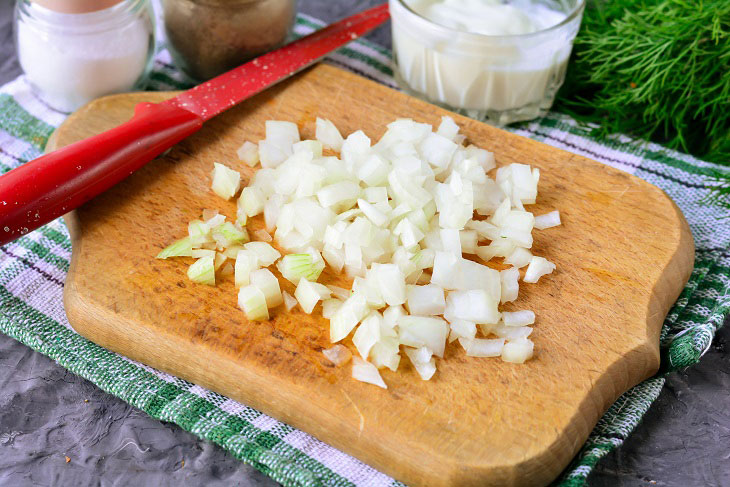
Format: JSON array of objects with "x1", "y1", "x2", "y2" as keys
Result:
[{"x1": 389, "y1": 0, "x2": 585, "y2": 125}]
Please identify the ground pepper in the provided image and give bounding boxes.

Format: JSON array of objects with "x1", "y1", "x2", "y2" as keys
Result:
[{"x1": 163, "y1": 0, "x2": 297, "y2": 80}]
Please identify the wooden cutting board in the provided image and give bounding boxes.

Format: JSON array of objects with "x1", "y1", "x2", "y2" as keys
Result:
[{"x1": 50, "y1": 64, "x2": 694, "y2": 487}]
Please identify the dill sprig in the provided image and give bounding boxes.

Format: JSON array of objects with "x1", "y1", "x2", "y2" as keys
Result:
[{"x1": 556, "y1": 0, "x2": 730, "y2": 166}]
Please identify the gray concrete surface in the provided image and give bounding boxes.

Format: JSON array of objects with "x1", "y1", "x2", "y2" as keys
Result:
[{"x1": 0, "y1": 1, "x2": 728, "y2": 486}]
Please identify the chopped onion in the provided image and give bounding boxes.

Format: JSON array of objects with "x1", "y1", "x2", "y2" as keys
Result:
[
  {"x1": 371, "y1": 263, "x2": 406, "y2": 306},
  {"x1": 188, "y1": 220, "x2": 211, "y2": 247},
  {"x1": 294, "y1": 278, "x2": 331, "y2": 313},
  {"x1": 157, "y1": 237, "x2": 192, "y2": 259},
  {"x1": 505, "y1": 247, "x2": 533, "y2": 268},
  {"x1": 406, "y1": 284, "x2": 445, "y2": 316},
  {"x1": 191, "y1": 249, "x2": 215, "y2": 259},
  {"x1": 315, "y1": 117, "x2": 344, "y2": 151},
  {"x1": 254, "y1": 229, "x2": 273, "y2": 242},
  {"x1": 500, "y1": 267, "x2": 520, "y2": 304},
  {"x1": 211, "y1": 162, "x2": 241, "y2": 200},
  {"x1": 219, "y1": 261, "x2": 234, "y2": 277},
  {"x1": 187, "y1": 255, "x2": 215, "y2": 285},
  {"x1": 323, "y1": 344, "x2": 351, "y2": 366},
  {"x1": 369, "y1": 337, "x2": 400, "y2": 371},
  {"x1": 502, "y1": 310, "x2": 535, "y2": 327},
  {"x1": 534, "y1": 210, "x2": 561, "y2": 230},
  {"x1": 234, "y1": 249, "x2": 258, "y2": 288},
  {"x1": 493, "y1": 324, "x2": 533, "y2": 340},
  {"x1": 236, "y1": 141, "x2": 260, "y2": 167},
  {"x1": 501, "y1": 338, "x2": 534, "y2": 363},
  {"x1": 321, "y1": 298, "x2": 342, "y2": 319},
  {"x1": 212, "y1": 222, "x2": 249, "y2": 248},
  {"x1": 448, "y1": 318, "x2": 476, "y2": 342},
  {"x1": 244, "y1": 242, "x2": 281, "y2": 267},
  {"x1": 353, "y1": 311, "x2": 382, "y2": 359},
  {"x1": 327, "y1": 285, "x2": 351, "y2": 300},
  {"x1": 162, "y1": 115, "x2": 561, "y2": 386},
  {"x1": 444, "y1": 289, "x2": 500, "y2": 325},
  {"x1": 330, "y1": 293, "x2": 369, "y2": 342},
  {"x1": 238, "y1": 285, "x2": 269, "y2": 321},
  {"x1": 397, "y1": 315, "x2": 448, "y2": 357},
  {"x1": 282, "y1": 291, "x2": 297, "y2": 311},
  {"x1": 462, "y1": 338, "x2": 505, "y2": 357},
  {"x1": 239, "y1": 187, "x2": 265, "y2": 217},
  {"x1": 404, "y1": 346, "x2": 436, "y2": 380},
  {"x1": 523, "y1": 256, "x2": 556, "y2": 283},
  {"x1": 352, "y1": 357, "x2": 387, "y2": 389},
  {"x1": 249, "y1": 268, "x2": 283, "y2": 308}
]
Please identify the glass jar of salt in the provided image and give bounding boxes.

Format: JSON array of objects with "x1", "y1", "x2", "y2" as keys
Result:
[
  {"x1": 14, "y1": 0, "x2": 155, "y2": 113},
  {"x1": 390, "y1": 0, "x2": 585, "y2": 125}
]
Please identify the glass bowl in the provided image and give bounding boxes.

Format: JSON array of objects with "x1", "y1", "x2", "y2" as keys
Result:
[{"x1": 389, "y1": 0, "x2": 585, "y2": 125}]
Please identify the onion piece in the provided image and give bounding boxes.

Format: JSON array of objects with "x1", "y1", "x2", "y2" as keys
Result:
[
  {"x1": 500, "y1": 267, "x2": 520, "y2": 304},
  {"x1": 523, "y1": 256, "x2": 556, "y2": 283},
  {"x1": 535, "y1": 210, "x2": 561, "y2": 230},
  {"x1": 157, "y1": 237, "x2": 193, "y2": 259},
  {"x1": 323, "y1": 344, "x2": 351, "y2": 366},
  {"x1": 239, "y1": 187, "x2": 265, "y2": 217},
  {"x1": 448, "y1": 319, "x2": 476, "y2": 342},
  {"x1": 279, "y1": 252, "x2": 325, "y2": 284},
  {"x1": 502, "y1": 310, "x2": 535, "y2": 327},
  {"x1": 188, "y1": 220, "x2": 211, "y2": 247},
  {"x1": 238, "y1": 284, "x2": 269, "y2": 321},
  {"x1": 254, "y1": 229, "x2": 273, "y2": 242},
  {"x1": 282, "y1": 290, "x2": 297, "y2": 311},
  {"x1": 352, "y1": 357, "x2": 387, "y2": 389},
  {"x1": 444, "y1": 289, "x2": 500, "y2": 325},
  {"x1": 187, "y1": 256, "x2": 215, "y2": 286},
  {"x1": 211, "y1": 162, "x2": 241, "y2": 200},
  {"x1": 330, "y1": 293, "x2": 369, "y2": 342},
  {"x1": 234, "y1": 249, "x2": 258, "y2": 288},
  {"x1": 315, "y1": 118, "x2": 344, "y2": 151},
  {"x1": 294, "y1": 278, "x2": 331, "y2": 314},
  {"x1": 212, "y1": 222, "x2": 249, "y2": 248},
  {"x1": 372, "y1": 263, "x2": 407, "y2": 306},
  {"x1": 462, "y1": 337, "x2": 505, "y2": 357},
  {"x1": 353, "y1": 311, "x2": 382, "y2": 359},
  {"x1": 321, "y1": 298, "x2": 342, "y2": 319},
  {"x1": 397, "y1": 315, "x2": 448, "y2": 357},
  {"x1": 406, "y1": 284, "x2": 445, "y2": 316},
  {"x1": 327, "y1": 285, "x2": 351, "y2": 300},
  {"x1": 236, "y1": 141, "x2": 260, "y2": 167},
  {"x1": 249, "y1": 268, "x2": 283, "y2": 308},
  {"x1": 243, "y1": 242, "x2": 281, "y2": 267},
  {"x1": 501, "y1": 338, "x2": 534, "y2": 363},
  {"x1": 369, "y1": 337, "x2": 401, "y2": 371},
  {"x1": 505, "y1": 247, "x2": 532, "y2": 268},
  {"x1": 191, "y1": 249, "x2": 215, "y2": 259},
  {"x1": 404, "y1": 347, "x2": 436, "y2": 380},
  {"x1": 493, "y1": 324, "x2": 533, "y2": 340}
]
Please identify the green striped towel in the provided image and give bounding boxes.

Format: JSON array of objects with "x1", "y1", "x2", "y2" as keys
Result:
[{"x1": 1, "y1": 13, "x2": 728, "y2": 487}]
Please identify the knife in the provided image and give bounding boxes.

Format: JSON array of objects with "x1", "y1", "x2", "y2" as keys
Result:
[{"x1": 0, "y1": 4, "x2": 390, "y2": 247}]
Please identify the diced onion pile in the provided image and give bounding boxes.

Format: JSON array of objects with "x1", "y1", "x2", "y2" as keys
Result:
[{"x1": 157, "y1": 116, "x2": 561, "y2": 389}]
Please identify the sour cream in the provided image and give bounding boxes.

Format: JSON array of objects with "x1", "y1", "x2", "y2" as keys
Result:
[{"x1": 390, "y1": 0, "x2": 584, "y2": 124}]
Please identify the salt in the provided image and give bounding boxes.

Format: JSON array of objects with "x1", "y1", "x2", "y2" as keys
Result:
[{"x1": 15, "y1": 0, "x2": 154, "y2": 112}]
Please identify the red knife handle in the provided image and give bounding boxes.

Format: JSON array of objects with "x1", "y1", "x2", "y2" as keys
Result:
[{"x1": 0, "y1": 102, "x2": 203, "y2": 246}]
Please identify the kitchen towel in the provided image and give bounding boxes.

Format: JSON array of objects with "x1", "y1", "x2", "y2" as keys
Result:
[{"x1": 1, "y1": 13, "x2": 728, "y2": 487}]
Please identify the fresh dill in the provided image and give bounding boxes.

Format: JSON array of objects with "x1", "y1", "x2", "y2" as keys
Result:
[{"x1": 554, "y1": 0, "x2": 730, "y2": 207}]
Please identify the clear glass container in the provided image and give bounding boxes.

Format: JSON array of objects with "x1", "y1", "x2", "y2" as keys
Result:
[
  {"x1": 14, "y1": 0, "x2": 155, "y2": 113},
  {"x1": 389, "y1": 0, "x2": 585, "y2": 125},
  {"x1": 162, "y1": 0, "x2": 298, "y2": 81}
]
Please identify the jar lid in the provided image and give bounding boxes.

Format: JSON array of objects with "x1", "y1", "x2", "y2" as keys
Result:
[{"x1": 32, "y1": 0, "x2": 125, "y2": 14}]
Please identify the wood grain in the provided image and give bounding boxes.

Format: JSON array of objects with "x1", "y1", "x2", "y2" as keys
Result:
[{"x1": 51, "y1": 64, "x2": 694, "y2": 487}]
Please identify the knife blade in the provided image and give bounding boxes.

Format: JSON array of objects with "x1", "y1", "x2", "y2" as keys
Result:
[{"x1": 0, "y1": 4, "x2": 390, "y2": 247}]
